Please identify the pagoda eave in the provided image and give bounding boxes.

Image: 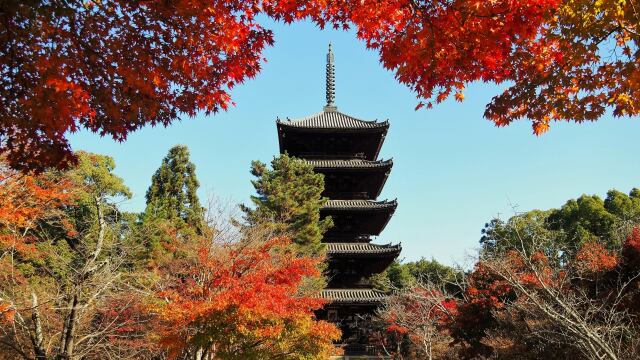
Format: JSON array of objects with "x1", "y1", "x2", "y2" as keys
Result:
[
  {"x1": 321, "y1": 200, "x2": 397, "y2": 236},
  {"x1": 277, "y1": 125, "x2": 388, "y2": 134},
  {"x1": 322, "y1": 199, "x2": 397, "y2": 211},
  {"x1": 326, "y1": 244, "x2": 400, "y2": 287},
  {"x1": 321, "y1": 288, "x2": 388, "y2": 305},
  {"x1": 307, "y1": 158, "x2": 393, "y2": 170},
  {"x1": 277, "y1": 114, "x2": 389, "y2": 161},
  {"x1": 276, "y1": 113, "x2": 389, "y2": 131},
  {"x1": 326, "y1": 242, "x2": 401, "y2": 257}
]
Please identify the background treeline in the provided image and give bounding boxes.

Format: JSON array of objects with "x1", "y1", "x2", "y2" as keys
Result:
[
  {"x1": 3, "y1": 145, "x2": 640, "y2": 360},
  {"x1": 0, "y1": 147, "x2": 339, "y2": 360},
  {"x1": 375, "y1": 189, "x2": 640, "y2": 360}
]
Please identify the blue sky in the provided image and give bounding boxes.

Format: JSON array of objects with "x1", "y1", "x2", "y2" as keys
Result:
[{"x1": 69, "y1": 20, "x2": 640, "y2": 266}]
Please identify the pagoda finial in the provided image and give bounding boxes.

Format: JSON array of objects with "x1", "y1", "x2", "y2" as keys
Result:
[{"x1": 324, "y1": 43, "x2": 337, "y2": 112}]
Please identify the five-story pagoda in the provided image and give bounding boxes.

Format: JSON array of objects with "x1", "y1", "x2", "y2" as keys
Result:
[{"x1": 276, "y1": 44, "x2": 401, "y2": 356}]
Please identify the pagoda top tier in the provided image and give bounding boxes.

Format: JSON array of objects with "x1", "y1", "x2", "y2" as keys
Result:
[
  {"x1": 277, "y1": 44, "x2": 389, "y2": 160},
  {"x1": 277, "y1": 114, "x2": 388, "y2": 160}
]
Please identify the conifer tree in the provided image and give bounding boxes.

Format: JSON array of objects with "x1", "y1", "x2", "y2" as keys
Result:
[
  {"x1": 243, "y1": 154, "x2": 332, "y2": 254},
  {"x1": 144, "y1": 145, "x2": 204, "y2": 228},
  {"x1": 142, "y1": 145, "x2": 205, "y2": 257}
]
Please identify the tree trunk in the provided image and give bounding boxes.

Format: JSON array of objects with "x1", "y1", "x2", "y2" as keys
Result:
[
  {"x1": 89, "y1": 196, "x2": 105, "y2": 264},
  {"x1": 30, "y1": 292, "x2": 47, "y2": 360},
  {"x1": 57, "y1": 294, "x2": 79, "y2": 360},
  {"x1": 56, "y1": 197, "x2": 106, "y2": 359}
]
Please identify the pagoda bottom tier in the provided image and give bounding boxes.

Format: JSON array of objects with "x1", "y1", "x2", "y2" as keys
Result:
[{"x1": 318, "y1": 289, "x2": 388, "y2": 357}]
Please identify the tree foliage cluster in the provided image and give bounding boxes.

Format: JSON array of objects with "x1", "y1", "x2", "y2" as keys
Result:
[
  {"x1": 482, "y1": 188, "x2": 640, "y2": 253},
  {"x1": 242, "y1": 153, "x2": 333, "y2": 255},
  {"x1": 141, "y1": 145, "x2": 207, "y2": 262},
  {"x1": 0, "y1": 147, "x2": 339, "y2": 360},
  {"x1": 372, "y1": 258, "x2": 460, "y2": 291},
  {"x1": 378, "y1": 189, "x2": 640, "y2": 360},
  {"x1": 3, "y1": 0, "x2": 637, "y2": 171}
]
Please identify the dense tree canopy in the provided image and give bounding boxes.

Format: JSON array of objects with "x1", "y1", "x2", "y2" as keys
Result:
[
  {"x1": 1, "y1": 0, "x2": 272, "y2": 171},
  {"x1": 154, "y1": 235, "x2": 340, "y2": 359},
  {"x1": 482, "y1": 188, "x2": 640, "y2": 254},
  {"x1": 0, "y1": 152, "x2": 145, "y2": 359},
  {"x1": 0, "y1": 150, "x2": 340, "y2": 359},
  {"x1": 377, "y1": 187, "x2": 640, "y2": 360},
  {"x1": 372, "y1": 258, "x2": 459, "y2": 291},
  {"x1": 3, "y1": 1, "x2": 637, "y2": 170}
]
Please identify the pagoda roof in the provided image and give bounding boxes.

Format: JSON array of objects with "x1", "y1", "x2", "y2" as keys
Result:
[
  {"x1": 277, "y1": 110, "x2": 388, "y2": 131},
  {"x1": 307, "y1": 158, "x2": 392, "y2": 170},
  {"x1": 322, "y1": 288, "x2": 387, "y2": 303},
  {"x1": 323, "y1": 199, "x2": 397, "y2": 211},
  {"x1": 327, "y1": 242, "x2": 401, "y2": 255}
]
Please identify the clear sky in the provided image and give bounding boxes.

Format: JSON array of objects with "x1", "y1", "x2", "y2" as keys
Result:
[{"x1": 69, "y1": 19, "x2": 640, "y2": 266}]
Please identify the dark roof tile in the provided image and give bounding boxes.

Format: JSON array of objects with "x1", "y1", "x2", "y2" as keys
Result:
[
  {"x1": 326, "y1": 242, "x2": 401, "y2": 255},
  {"x1": 322, "y1": 199, "x2": 397, "y2": 210},
  {"x1": 306, "y1": 159, "x2": 392, "y2": 169},
  {"x1": 322, "y1": 288, "x2": 388, "y2": 303},
  {"x1": 277, "y1": 110, "x2": 388, "y2": 130}
]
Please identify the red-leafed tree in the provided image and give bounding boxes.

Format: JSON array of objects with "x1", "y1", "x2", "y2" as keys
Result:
[
  {"x1": 379, "y1": 283, "x2": 459, "y2": 359},
  {"x1": 0, "y1": 162, "x2": 74, "y2": 325},
  {"x1": 2, "y1": 1, "x2": 273, "y2": 171},
  {"x1": 381, "y1": 222, "x2": 640, "y2": 359},
  {"x1": 153, "y1": 232, "x2": 340, "y2": 359},
  {"x1": 0, "y1": 153, "x2": 160, "y2": 360},
  {"x1": 448, "y1": 228, "x2": 640, "y2": 360},
  {"x1": 4, "y1": 1, "x2": 638, "y2": 171},
  {"x1": 333, "y1": 0, "x2": 638, "y2": 134},
  {"x1": 0, "y1": 146, "x2": 344, "y2": 359}
]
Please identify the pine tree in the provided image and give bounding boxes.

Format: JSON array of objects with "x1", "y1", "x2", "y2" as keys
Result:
[
  {"x1": 242, "y1": 154, "x2": 332, "y2": 254},
  {"x1": 144, "y1": 145, "x2": 204, "y2": 227},
  {"x1": 142, "y1": 145, "x2": 205, "y2": 256}
]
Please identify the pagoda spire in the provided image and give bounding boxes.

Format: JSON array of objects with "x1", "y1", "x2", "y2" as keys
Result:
[{"x1": 324, "y1": 43, "x2": 337, "y2": 112}]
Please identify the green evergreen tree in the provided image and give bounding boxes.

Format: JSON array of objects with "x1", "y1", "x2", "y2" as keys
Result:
[
  {"x1": 142, "y1": 145, "x2": 205, "y2": 257},
  {"x1": 144, "y1": 145, "x2": 204, "y2": 227},
  {"x1": 242, "y1": 154, "x2": 332, "y2": 254}
]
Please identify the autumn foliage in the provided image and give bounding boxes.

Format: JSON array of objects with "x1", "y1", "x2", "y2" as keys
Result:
[
  {"x1": 0, "y1": 164, "x2": 74, "y2": 262},
  {"x1": 0, "y1": 168, "x2": 71, "y2": 222},
  {"x1": 0, "y1": 165, "x2": 74, "y2": 326},
  {"x1": 3, "y1": 1, "x2": 638, "y2": 170},
  {"x1": 0, "y1": 153, "x2": 339, "y2": 359},
  {"x1": 380, "y1": 285, "x2": 459, "y2": 358},
  {"x1": 575, "y1": 241, "x2": 618, "y2": 273},
  {"x1": 339, "y1": 0, "x2": 638, "y2": 133},
  {"x1": 2, "y1": 1, "x2": 272, "y2": 171},
  {"x1": 380, "y1": 224, "x2": 640, "y2": 360},
  {"x1": 154, "y1": 235, "x2": 340, "y2": 359}
]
